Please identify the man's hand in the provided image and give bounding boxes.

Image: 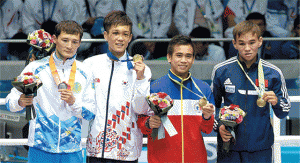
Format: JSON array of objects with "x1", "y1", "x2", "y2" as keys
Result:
[
  {"x1": 18, "y1": 94, "x2": 33, "y2": 107},
  {"x1": 219, "y1": 125, "x2": 233, "y2": 142},
  {"x1": 262, "y1": 91, "x2": 278, "y2": 106},
  {"x1": 149, "y1": 115, "x2": 161, "y2": 129},
  {"x1": 58, "y1": 89, "x2": 75, "y2": 106},
  {"x1": 134, "y1": 60, "x2": 145, "y2": 80},
  {"x1": 202, "y1": 103, "x2": 215, "y2": 120}
]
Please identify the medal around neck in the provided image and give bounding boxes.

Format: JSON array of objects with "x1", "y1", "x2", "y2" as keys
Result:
[
  {"x1": 199, "y1": 97, "x2": 208, "y2": 107},
  {"x1": 58, "y1": 82, "x2": 68, "y2": 90},
  {"x1": 257, "y1": 97, "x2": 266, "y2": 108}
]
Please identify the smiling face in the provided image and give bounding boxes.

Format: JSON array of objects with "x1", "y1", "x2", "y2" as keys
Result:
[
  {"x1": 104, "y1": 25, "x2": 132, "y2": 58},
  {"x1": 53, "y1": 32, "x2": 81, "y2": 61},
  {"x1": 233, "y1": 32, "x2": 262, "y2": 68},
  {"x1": 167, "y1": 44, "x2": 194, "y2": 79}
]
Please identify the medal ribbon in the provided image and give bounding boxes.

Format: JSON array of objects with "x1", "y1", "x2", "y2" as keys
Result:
[
  {"x1": 168, "y1": 73, "x2": 206, "y2": 99},
  {"x1": 107, "y1": 50, "x2": 134, "y2": 70},
  {"x1": 49, "y1": 53, "x2": 76, "y2": 91},
  {"x1": 42, "y1": 0, "x2": 57, "y2": 21},
  {"x1": 244, "y1": 0, "x2": 256, "y2": 14},
  {"x1": 237, "y1": 59, "x2": 265, "y2": 97}
]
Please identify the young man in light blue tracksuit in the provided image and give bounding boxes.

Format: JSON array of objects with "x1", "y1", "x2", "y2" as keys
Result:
[{"x1": 5, "y1": 20, "x2": 96, "y2": 163}]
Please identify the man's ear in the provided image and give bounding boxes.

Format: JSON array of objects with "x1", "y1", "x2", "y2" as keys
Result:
[
  {"x1": 52, "y1": 35, "x2": 57, "y2": 44},
  {"x1": 258, "y1": 36, "x2": 263, "y2": 48},
  {"x1": 232, "y1": 39, "x2": 237, "y2": 49},
  {"x1": 103, "y1": 31, "x2": 108, "y2": 41},
  {"x1": 167, "y1": 53, "x2": 172, "y2": 63}
]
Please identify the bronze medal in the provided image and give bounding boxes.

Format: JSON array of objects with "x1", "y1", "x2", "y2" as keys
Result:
[
  {"x1": 199, "y1": 98, "x2": 208, "y2": 107},
  {"x1": 257, "y1": 97, "x2": 266, "y2": 108}
]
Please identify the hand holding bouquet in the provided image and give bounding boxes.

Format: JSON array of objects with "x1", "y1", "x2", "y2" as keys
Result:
[
  {"x1": 12, "y1": 72, "x2": 42, "y2": 121},
  {"x1": 146, "y1": 92, "x2": 177, "y2": 141},
  {"x1": 219, "y1": 104, "x2": 246, "y2": 152}
]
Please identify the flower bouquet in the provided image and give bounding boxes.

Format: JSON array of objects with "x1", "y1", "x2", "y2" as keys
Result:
[
  {"x1": 26, "y1": 29, "x2": 54, "y2": 65},
  {"x1": 146, "y1": 92, "x2": 177, "y2": 141},
  {"x1": 12, "y1": 72, "x2": 42, "y2": 121},
  {"x1": 219, "y1": 104, "x2": 246, "y2": 152}
]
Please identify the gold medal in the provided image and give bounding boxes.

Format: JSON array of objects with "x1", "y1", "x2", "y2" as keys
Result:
[
  {"x1": 257, "y1": 97, "x2": 266, "y2": 108},
  {"x1": 199, "y1": 98, "x2": 208, "y2": 107},
  {"x1": 133, "y1": 54, "x2": 143, "y2": 62}
]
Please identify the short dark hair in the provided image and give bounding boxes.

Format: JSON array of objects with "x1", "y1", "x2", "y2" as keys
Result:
[
  {"x1": 189, "y1": 26, "x2": 211, "y2": 45},
  {"x1": 104, "y1": 11, "x2": 132, "y2": 33},
  {"x1": 233, "y1": 20, "x2": 262, "y2": 41},
  {"x1": 54, "y1": 20, "x2": 83, "y2": 39},
  {"x1": 246, "y1": 12, "x2": 266, "y2": 25},
  {"x1": 167, "y1": 35, "x2": 194, "y2": 56}
]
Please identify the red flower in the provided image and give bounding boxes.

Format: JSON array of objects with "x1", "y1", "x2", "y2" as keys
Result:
[
  {"x1": 24, "y1": 72, "x2": 33, "y2": 76},
  {"x1": 236, "y1": 115, "x2": 243, "y2": 124},
  {"x1": 38, "y1": 30, "x2": 43, "y2": 34},
  {"x1": 157, "y1": 92, "x2": 168, "y2": 99},
  {"x1": 152, "y1": 100, "x2": 159, "y2": 106},
  {"x1": 38, "y1": 34, "x2": 43, "y2": 39},
  {"x1": 23, "y1": 80, "x2": 29, "y2": 85},
  {"x1": 229, "y1": 104, "x2": 239, "y2": 110},
  {"x1": 28, "y1": 78, "x2": 34, "y2": 84},
  {"x1": 221, "y1": 108, "x2": 226, "y2": 114},
  {"x1": 158, "y1": 101, "x2": 167, "y2": 109},
  {"x1": 50, "y1": 38, "x2": 54, "y2": 43},
  {"x1": 41, "y1": 43, "x2": 46, "y2": 48},
  {"x1": 170, "y1": 99, "x2": 173, "y2": 104}
]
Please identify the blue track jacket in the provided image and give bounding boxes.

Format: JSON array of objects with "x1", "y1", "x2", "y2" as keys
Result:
[{"x1": 211, "y1": 56, "x2": 291, "y2": 152}]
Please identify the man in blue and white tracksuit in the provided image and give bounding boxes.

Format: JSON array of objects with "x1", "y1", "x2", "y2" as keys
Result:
[
  {"x1": 5, "y1": 21, "x2": 96, "y2": 163},
  {"x1": 212, "y1": 20, "x2": 291, "y2": 162}
]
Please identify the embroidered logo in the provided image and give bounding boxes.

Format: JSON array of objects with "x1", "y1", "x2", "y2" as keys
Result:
[
  {"x1": 73, "y1": 82, "x2": 82, "y2": 94},
  {"x1": 224, "y1": 78, "x2": 232, "y2": 85},
  {"x1": 122, "y1": 80, "x2": 128, "y2": 86},
  {"x1": 193, "y1": 101, "x2": 202, "y2": 115},
  {"x1": 94, "y1": 78, "x2": 100, "y2": 83},
  {"x1": 225, "y1": 85, "x2": 235, "y2": 93}
]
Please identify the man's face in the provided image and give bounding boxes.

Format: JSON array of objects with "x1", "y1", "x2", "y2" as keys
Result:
[
  {"x1": 250, "y1": 19, "x2": 266, "y2": 35},
  {"x1": 104, "y1": 25, "x2": 132, "y2": 56},
  {"x1": 233, "y1": 32, "x2": 262, "y2": 66},
  {"x1": 167, "y1": 44, "x2": 194, "y2": 79},
  {"x1": 53, "y1": 32, "x2": 81, "y2": 60}
]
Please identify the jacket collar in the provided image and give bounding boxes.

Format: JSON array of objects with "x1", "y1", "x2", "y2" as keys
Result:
[
  {"x1": 237, "y1": 53, "x2": 260, "y2": 71},
  {"x1": 52, "y1": 51, "x2": 76, "y2": 68},
  {"x1": 168, "y1": 69, "x2": 192, "y2": 83}
]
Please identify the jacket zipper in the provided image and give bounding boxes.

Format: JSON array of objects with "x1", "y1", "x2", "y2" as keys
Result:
[
  {"x1": 102, "y1": 61, "x2": 115, "y2": 158},
  {"x1": 180, "y1": 80, "x2": 184, "y2": 163},
  {"x1": 57, "y1": 68, "x2": 64, "y2": 152},
  {"x1": 57, "y1": 120, "x2": 61, "y2": 152}
]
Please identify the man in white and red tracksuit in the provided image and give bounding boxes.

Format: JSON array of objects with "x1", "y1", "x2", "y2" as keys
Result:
[{"x1": 137, "y1": 35, "x2": 215, "y2": 163}]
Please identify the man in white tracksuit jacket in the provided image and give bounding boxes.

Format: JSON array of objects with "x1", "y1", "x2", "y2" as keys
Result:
[{"x1": 84, "y1": 11, "x2": 151, "y2": 162}]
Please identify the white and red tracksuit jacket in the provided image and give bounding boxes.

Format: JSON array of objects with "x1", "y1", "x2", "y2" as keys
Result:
[{"x1": 83, "y1": 52, "x2": 151, "y2": 161}]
